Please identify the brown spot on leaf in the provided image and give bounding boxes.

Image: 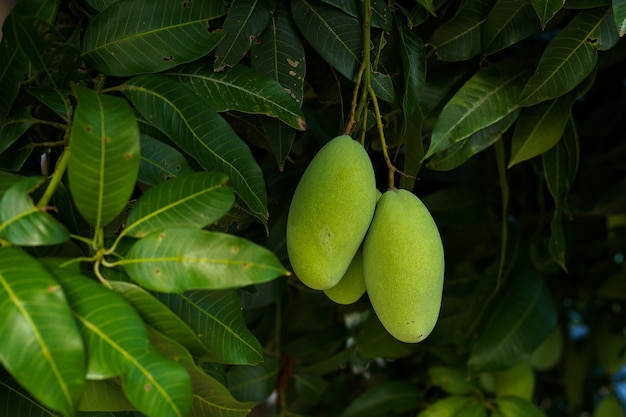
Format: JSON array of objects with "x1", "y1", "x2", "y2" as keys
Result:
[
  {"x1": 231, "y1": 246, "x2": 239, "y2": 254},
  {"x1": 163, "y1": 55, "x2": 174, "y2": 61},
  {"x1": 125, "y1": 152, "x2": 132, "y2": 160},
  {"x1": 144, "y1": 383, "x2": 152, "y2": 391}
]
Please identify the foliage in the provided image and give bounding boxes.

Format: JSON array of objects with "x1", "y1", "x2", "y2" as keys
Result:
[{"x1": 0, "y1": 0, "x2": 625, "y2": 416}]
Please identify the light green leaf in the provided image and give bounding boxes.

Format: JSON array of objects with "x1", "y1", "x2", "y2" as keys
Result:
[
  {"x1": 291, "y1": 0, "x2": 362, "y2": 80},
  {"x1": 82, "y1": 0, "x2": 227, "y2": 76},
  {"x1": 0, "y1": 248, "x2": 85, "y2": 417},
  {"x1": 214, "y1": 0, "x2": 276, "y2": 71},
  {"x1": 424, "y1": 61, "x2": 529, "y2": 160},
  {"x1": 341, "y1": 380, "x2": 421, "y2": 417},
  {"x1": 530, "y1": 0, "x2": 564, "y2": 28},
  {"x1": 0, "y1": 176, "x2": 69, "y2": 246},
  {"x1": 78, "y1": 379, "x2": 135, "y2": 412},
  {"x1": 138, "y1": 134, "x2": 194, "y2": 186},
  {"x1": 614, "y1": 0, "x2": 626, "y2": 36},
  {"x1": 50, "y1": 267, "x2": 193, "y2": 417},
  {"x1": 68, "y1": 87, "x2": 140, "y2": 229},
  {"x1": 417, "y1": 396, "x2": 473, "y2": 417},
  {"x1": 120, "y1": 228, "x2": 287, "y2": 292},
  {"x1": 482, "y1": 0, "x2": 541, "y2": 55},
  {"x1": 468, "y1": 269, "x2": 557, "y2": 372},
  {"x1": 122, "y1": 172, "x2": 234, "y2": 239},
  {"x1": 122, "y1": 74, "x2": 269, "y2": 225},
  {"x1": 148, "y1": 328, "x2": 255, "y2": 417},
  {"x1": 155, "y1": 290, "x2": 265, "y2": 365},
  {"x1": 495, "y1": 396, "x2": 547, "y2": 417},
  {"x1": 226, "y1": 355, "x2": 279, "y2": 402},
  {"x1": 518, "y1": 7, "x2": 609, "y2": 107},
  {"x1": 169, "y1": 62, "x2": 306, "y2": 131},
  {"x1": 428, "y1": 366, "x2": 478, "y2": 395},
  {"x1": 427, "y1": 0, "x2": 494, "y2": 61}
]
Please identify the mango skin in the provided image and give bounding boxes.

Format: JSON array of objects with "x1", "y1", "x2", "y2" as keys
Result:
[
  {"x1": 323, "y1": 248, "x2": 366, "y2": 304},
  {"x1": 286, "y1": 135, "x2": 377, "y2": 290},
  {"x1": 363, "y1": 189, "x2": 444, "y2": 343}
]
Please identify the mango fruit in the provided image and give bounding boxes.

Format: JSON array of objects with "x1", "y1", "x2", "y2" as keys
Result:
[
  {"x1": 493, "y1": 361, "x2": 535, "y2": 400},
  {"x1": 286, "y1": 135, "x2": 377, "y2": 290},
  {"x1": 363, "y1": 188, "x2": 444, "y2": 343},
  {"x1": 531, "y1": 326, "x2": 563, "y2": 371},
  {"x1": 323, "y1": 247, "x2": 366, "y2": 304}
]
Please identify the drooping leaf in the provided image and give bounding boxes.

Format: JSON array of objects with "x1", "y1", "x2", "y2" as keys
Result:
[
  {"x1": 529, "y1": 0, "x2": 564, "y2": 28},
  {"x1": 341, "y1": 380, "x2": 421, "y2": 417},
  {"x1": 0, "y1": 248, "x2": 85, "y2": 417},
  {"x1": 214, "y1": 0, "x2": 276, "y2": 71},
  {"x1": 508, "y1": 91, "x2": 576, "y2": 167},
  {"x1": 398, "y1": 107, "x2": 424, "y2": 191},
  {"x1": 482, "y1": 0, "x2": 541, "y2": 55},
  {"x1": 424, "y1": 61, "x2": 530, "y2": 160},
  {"x1": 155, "y1": 290, "x2": 266, "y2": 365},
  {"x1": 518, "y1": 7, "x2": 609, "y2": 107},
  {"x1": 226, "y1": 355, "x2": 280, "y2": 402},
  {"x1": 427, "y1": 0, "x2": 495, "y2": 61},
  {"x1": 468, "y1": 268, "x2": 557, "y2": 372},
  {"x1": 120, "y1": 227, "x2": 287, "y2": 292},
  {"x1": 397, "y1": 17, "x2": 426, "y2": 119},
  {"x1": 169, "y1": 62, "x2": 307, "y2": 131},
  {"x1": 122, "y1": 172, "x2": 234, "y2": 239},
  {"x1": 49, "y1": 266, "x2": 193, "y2": 417},
  {"x1": 148, "y1": 328, "x2": 255, "y2": 417},
  {"x1": 82, "y1": 0, "x2": 227, "y2": 76},
  {"x1": 122, "y1": 74, "x2": 268, "y2": 224},
  {"x1": 614, "y1": 0, "x2": 626, "y2": 36},
  {"x1": 78, "y1": 379, "x2": 135, "y2": 412},
  {"x1": 0, "y1": 176, "x2": 69, "y2": 246},
  {"x1": 138, "y1": 134, "x2": 194, "y2": 186},
  {"x1": 68, "y1": 87, "x2": 140, "y2": 229}
]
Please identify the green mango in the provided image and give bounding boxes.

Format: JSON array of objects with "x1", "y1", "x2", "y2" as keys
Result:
[
  {"x1": 286, "y1": 135, "x2": 377, "y2": 290},
  {"x1": 363, "y1": 188, "x2": 445, "y2": 343},
  {"x1": 493, "y1": 361, "x2": 535, "y2": 400},
  {"x1": 323, "y1": 247, "x2": 366, "y2": 304},
  {"x1": 531, "y1": 326, "x2": 563, "y2": 371}
]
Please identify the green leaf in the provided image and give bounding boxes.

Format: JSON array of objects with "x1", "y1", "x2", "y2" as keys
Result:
[
  {"x1": 428, "y1": 366, "x2": 478, "y2": 395},
  {"x1": 427, "y1": 0, "x2": 494, "y2": 61},
  {"x1": 530, "y1": 0, "x2": 564, "y2": 28},
  {"x1": 50, "y1": 267, "x2": 193, "y2": 417},
  {"x1": 341, "y1": 380, "x2": 421, "y2": 417},
  {"x1": 81, "y1": 0, "x2": 227, "y2": 76},
  {"x1": 321, "y1": 0, "x2": 393, "y2": 30},
  {"x1": 292, "y1": 372, "x2": 328, "y2": 404},
  {"x1": 226, "y1": 355, "x2": 279, "y2": 402},
  {"x1": 417, "y1": 395, "x2": 473, "y2": 417},
  {"x1": 155, "y1": 290, "x2": 265, "y2": 365},
  {"x1": 122, "y1": 172, "x2": 234, "y2": 239},
  {"x1": 169, "y1": 62, "x2": 307, "y2": 131},
  {"x1": 508, "y1": 92, "x2": 576, "y2": 167},
  {"x1": 0, "y1": 107, "x2": 32, "y2": 155},
  {"x1": 468, "y1": 268, "x2": 557, "y2": 372},
  {"x1": 0, "y1": 176, "x2": 69, "y2": 246},
  {"x1": 398, "y1": 107, "x2": 424, "y2": 191},
  {"x1": 397, "y1": 17, "x2": 426, "y2": 119},
  {"x1": 482, "y1": 0, "x2": 541, "y2": 55},
  {"x1": 424, "y1": 61, "x2": 530, "y2": 160},
  {"x1": 68, "y1": 87, "x2": 140, "y2": 229},
  {"x1": 427, "y1": 110, "x2": 519, "y2": 171},
  {"x1": 0, "y1": 372, "x2": 60, "y2": 416},
  {"x1": 122, "y1": 74, "x2": 269, "y2": 225},
  {"x1": 120, "y1": 228, "x2": 287, "y2": 292},
  {"x1": 214, "y1": 0, "x2": 276, "y2": 71},
  {"x1": 26, "y1": 88, "x2": 71, "y2": 121},
  {"x1": 148, "y1": 328, "x2": 255, "y2": 417},
  {"x1": 138, "y1": 134, "x2": 194, "y2": 186},
  {"x1": 518, "y1": 7, "x2": 609, "y2": 107},
  {"x1": 356, "y1": 313, "x2": 418, "y2": 359},
  {"x1": 83, "y1": 0, "x2": 122, "y2": 12},
  {"x1": 495, "y1": 396, "x2": 547, "y2": 417},
  {"x1": 78, "y1": 379, "x2": 135, "y2": 412},
  {"x1": 0, "y1": 248, "x2": 85, "y2": 417},
  {"x1": 614, "y1": 0, "x2": 626, "y2": 36},
  {"x1": 291, "y1": 0, "x2": 362, "y2": 80}
]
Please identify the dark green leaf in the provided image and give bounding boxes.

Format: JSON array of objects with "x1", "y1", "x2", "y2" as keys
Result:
[
  {"x1": 397, "y1": 17, "x2": 426, "y2": 119},
  {"x1": 398, "y1": 107, "x2": 424, "y2": 191},
  {"x1": 529, "y1": 0, "x2": 564, "y2": 28},
  {"x1": 468, "y1": 268, "x2": 557, "y2": 372},
  {"x1": 356, "y1": 313, "x2": 418, "y2": 359},
  {"x1": 0, "y1": 373, "x2": 60, "y2": 416},
  {"x1": 122, "y1": 74, "x2": 269, "y2": 224},
  {"x1": 82, "y1": 0, "x2": 227, "y2": 76},
  {"x1": 593, "y1": 7, "x2": 620, "y2": 50},
  {"x1": 293, "y1": 373, "x2": 328, "y2": 404},
  {"x1": 155, "y1": 290, "x2": 265, "y2": 365},
  {"x1": 214, "y1": 0, "x2": 276, "y2": 71},
  {"x1": 26, "y1": 88, "x2": 71, "y2": 121},
  {"x1": 120, "y1": 228, "x2": 287, "y2": 292},
  {"x1": 0, "y1": 176, "x2": 69, "y2": 246},
  {"x1": 321, "y1": 0, "x2": 393, "y2": 30},
  {"x1": 482, "y1": 0, "x2": 541, "y2": 55},
  {"x1": 518, "y1": 7, "x2": 609, "y2": 107},
  {"x1": 122, "y1": 172, "x2": 234, "y2": 238},
  {"x1": 169, "y1": 62, "x2": 306, "y2": 131},
  {"x1": 341, "y1": 380, "x2": 421, "y2": 417},
  {"x1": 68, "y1": 87, "x2": 140, "y2": 229},
  {"x1": 226, "y1": 356, "x2": 279, "y2": 402},
  {"x1": 548, "y1": 211, "x2": 566, "y2": 270},
  {"x1": 0, "y1": 248, "x2": 85, "y2": 417},
  {"x1": 0, "y1": 107, "x2": 34, "y2": 155},
  {"x1": 138, "y1": 134, "x2": 194, "y2": 186},
  {"x1": 83, "y1": 0, "x2": 122, "y2": 12}
]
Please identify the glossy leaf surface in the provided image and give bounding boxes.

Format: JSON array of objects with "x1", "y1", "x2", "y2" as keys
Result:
[
  {"x1": 530, "y1": 0, "x2": 564, "y2": 27},
  {"x1": 482, "y1": 0, "x2": 540, "y2": 55},
  {"x1": 138, "y1": 134, "x2": 194, "y2": 186}
]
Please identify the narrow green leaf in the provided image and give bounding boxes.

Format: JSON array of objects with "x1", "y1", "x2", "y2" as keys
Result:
[
  {"x1": 0, "y1": 107, "x2": 34, "y2": 156},
  {"x1": 78, "y1": 379, "x2": 135, "y2": 412},
  {"x1": 0, "y1": 372, "x2": 60, "y2": 416},
  {"x1": 495, "y1": 396, "x2": 546, "y2": 417},
  {"x1": 424, "y1": 61, "x2": 530, "y2": 160},
  {"x1": 120, "y1": 228, "x2": 287, "y2": 292},
  {"x1": 169, "y1": 62, "x2": 306, "y2": 131},
  {"x1": 122, "y1": 172, "x2": 234, "y2": 238},
  {"x1": 562, "y1": 118, "x2": 579, "y2": 199},
  {"x1": 321, "y1": 0, "x2": 393, "y2": 30},
  {"x1": 68, "y1": 87, "x2": 140, "y2": 229},
  {"x1": 122, "y1": 74, "x2": 269, "y2": 225},
  {"x1": 0, "y1": 248, "x2": 85, "y2": 417},
  {"x1": 548, "y1": 211, "x2": 567, "y2": 270},
  {"x1": 155, "y1": 290, "x2": 265, "y2": 365},
  {"x1": 398, "y1": 107, "x2": 424, "y2": 191},
  {"x1": 614, "y1": 0, "x2": 626, "y2": 36},
  {"x1": 82, "y1": 0, "x2": 227, "y2": 76},
  {"x1": 148, "y1": 328, "x2": 255, "y2": 417},
  {"x1": 518, "y1": 8, "x2": 609, "y2": 107},
  {"x1": 468, "y1": 269, "x2": 557, "y2": 372},
  {"x1": 482, "y1": 0, "x2": 541, "y2": 55},
  {"x1": 291, "y1": 0, "x2": 362, "y2": 80},
  {"x1": 530, "y1": 0, "x2": 564, "y2": 28},
  {"x1": 138, "y1": 134, "x2": 194, "y2": 186},
  {"x1": 341, "y1": 380, "x2": 421, "y2": 417},
  {"x1": 397, "y1": 17, "x2": 426, "y2": 118},
  {"x1": 509, "y1": 92, "x2": 575, "y2": 167},
  {"x1": 50, "y1": 267, "x2": 193, "y2": 417},
  {"x1": 0, "y1": 176, "x2": 69, "y2": 246},
  {"x1": 226, "y1": 355, "x2": 279, "y2": 402},
  {"x1": 214, "y1": 0, "x2": 276, "y2": 71},
  {"x1": 427, "y1": 0, "x2": 494, "y2": 61}
]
